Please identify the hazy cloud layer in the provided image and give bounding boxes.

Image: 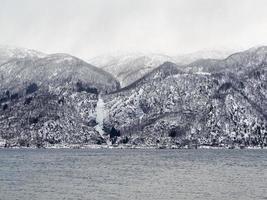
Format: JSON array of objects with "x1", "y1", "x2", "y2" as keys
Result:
[{"x1": 0, "y1": 0, "x2": 267, "y2": 58}]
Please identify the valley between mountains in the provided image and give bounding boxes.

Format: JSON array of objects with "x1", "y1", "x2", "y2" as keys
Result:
[{"x1": 0, "y1": 46, "x2": 266, "y2": 149}]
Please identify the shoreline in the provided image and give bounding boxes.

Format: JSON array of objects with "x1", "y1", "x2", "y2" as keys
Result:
[{"x1": 1, "y1": 144, "x2": 266, "y2": 150}]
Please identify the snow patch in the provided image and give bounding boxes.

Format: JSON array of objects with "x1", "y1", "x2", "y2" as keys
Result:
[{"x1": 95, "y1": 96, "x2": 106, "y2": 137}]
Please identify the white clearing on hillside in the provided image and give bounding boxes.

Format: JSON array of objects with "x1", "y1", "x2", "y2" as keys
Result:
[{"x1": 94, "y1": 96, "x2": 109, "y2": 139}]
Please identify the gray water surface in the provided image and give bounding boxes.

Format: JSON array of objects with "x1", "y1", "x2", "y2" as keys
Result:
[{"x1": 0, "y1": 149, "x2": 266, "y2": 200}]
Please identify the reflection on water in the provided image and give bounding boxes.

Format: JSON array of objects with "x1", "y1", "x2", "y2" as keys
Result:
[{"x1": 0, "y1": 149, "x2": 266, "y2": 200}]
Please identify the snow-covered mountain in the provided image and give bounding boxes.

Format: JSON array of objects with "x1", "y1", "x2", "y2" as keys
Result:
[
  {"x1": 89, "y1": 52, "x2": 175, "y2": 87},
  {"x1": 0, "y1": 49, "x2": 120, "y2": 147},
  {"x1": 89, "y1": 50, "x2": 234, "y2": 88},
  {"x1": 0, "y1": 45, "x2": 46, "y2": 65},
  {"x1": 184, "y1": 46, "x2": 267, "y2": 74},
  {"x1": 0, "y1": 46, "x2": 266, "y2": 148},
  {"x1": 175, "y1": 49, "x2": 234, "y2": 65},
  {"x1": 0, "y1": 53, "x2": 120, "y2": 93},
  {"x1": 103, "y1": 47, "x2": 267, "y2": 148}
]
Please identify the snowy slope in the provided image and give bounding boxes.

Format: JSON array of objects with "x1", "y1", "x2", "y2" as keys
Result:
[
  {"x1": 90, "y1": 50, "x2": 234, "y2": 88},
  {"x1": 0, "y1": 53, "x2": 120, "y2": 93},
  {"x1": 175, "y1": 49, "x2": 234, "y2": 65},
  {"x1": 0, "y1": 46, "x2": 266, "y2": 148},
  {"x1": 184, "y1": 46, "x2": 267, "y2": 74},
  {"x1": 89, "y1": 52, "x2": 175, "y2": 87},
  {"x1": 103, "y1": 47, "x2": 267, "y2": 147},
  {"x1": 0, "y1": 45, "x2": 46, "y2": 65},
  {"x1": 0, "y1": 48, "x2": 120, "y2": 147}
]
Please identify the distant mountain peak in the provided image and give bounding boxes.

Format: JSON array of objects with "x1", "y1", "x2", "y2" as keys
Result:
[
  {"x1": 0, "y1": 45, "x2": 46, "y2": 65},
  {"x1": 89, "y1": 52, "x2": 175, "y2": 87}
]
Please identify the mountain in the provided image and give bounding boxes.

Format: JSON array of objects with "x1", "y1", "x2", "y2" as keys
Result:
[
  {"x1": 90, "y1": 50, "x2": 234, "y2": 88},
  {"x1": 0, "y1": 45, "x2": 45, "y2": 65},
  {"x1": 0, "y1": 53, "x2": 120, "y2": 93},
  {"x1": 89, "y1": 52, "x2": 175, "y2": 87},
  {"x1": 102, "y1": 47, "x2": 267, "y2": 148},
  {"x1": 175, "y1": 49, "x2": 233, "y2": 65},
  {"x1": 0, "y1": 51, "x2": 120, "y2": 147},
  {"x1": 184, "y1": 46, "x2": 267, "y2": 74},
  {"x1": 0, "y1": 46, "x2": 266, "y2": 148},
  {"x1": 113, "y1": 62, "x2": 183, "y2": 93}
]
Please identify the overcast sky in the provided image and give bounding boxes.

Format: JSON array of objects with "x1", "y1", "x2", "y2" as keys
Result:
[{"x1": 0, "y1": 0, "x2": 267, "y2": 59}]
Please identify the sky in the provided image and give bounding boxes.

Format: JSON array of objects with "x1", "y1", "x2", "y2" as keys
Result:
[{"x1": 0, "y1": 0, "x2": 267, "y2": 59}]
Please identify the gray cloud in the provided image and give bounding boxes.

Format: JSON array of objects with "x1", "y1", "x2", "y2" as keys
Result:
[{"x1": 0, "y1": 0, "x2": 267, "y2": 59}]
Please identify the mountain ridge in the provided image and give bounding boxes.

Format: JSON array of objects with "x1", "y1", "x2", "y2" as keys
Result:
[
  {"x1": 0, "y1": 45, "x2": 266, "y2": 148},
  {"x1": 102, "y1": 46, "x2": 267, "y2": 148}
]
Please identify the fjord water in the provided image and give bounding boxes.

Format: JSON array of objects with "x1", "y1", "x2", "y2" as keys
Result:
[{"x1": 0, "y1": 149, "x2": 266, "y2": 200}]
